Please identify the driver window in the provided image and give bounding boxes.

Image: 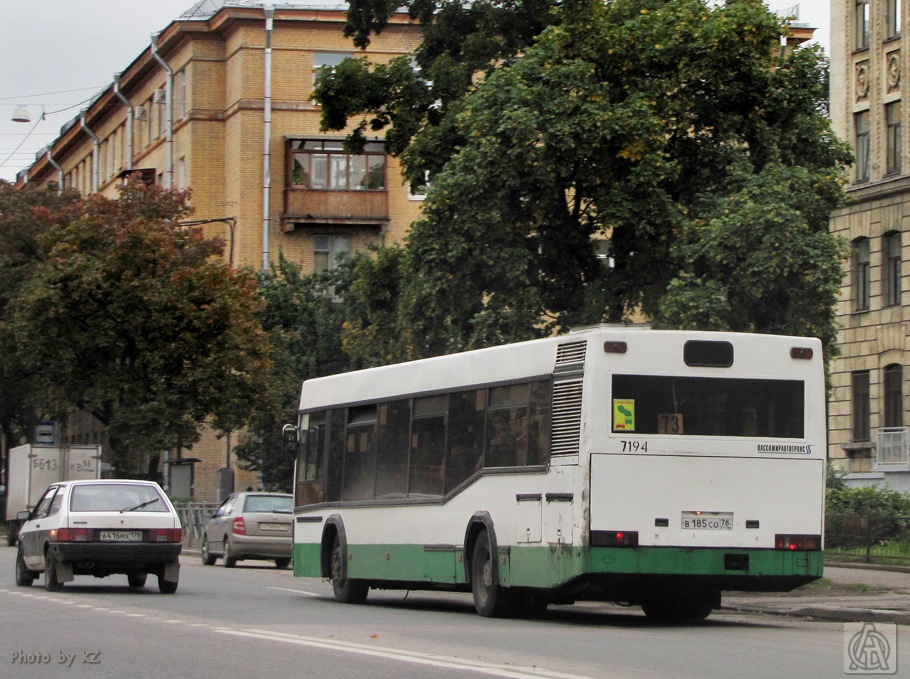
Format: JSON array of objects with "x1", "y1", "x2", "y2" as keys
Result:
[{"x1": 33, "y1": 487, "x2": 58, "y2": 518}]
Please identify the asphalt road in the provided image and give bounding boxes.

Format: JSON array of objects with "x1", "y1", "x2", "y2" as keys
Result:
[{"x1": 1, "y1": 547, "x2": 907, "y2": 679}]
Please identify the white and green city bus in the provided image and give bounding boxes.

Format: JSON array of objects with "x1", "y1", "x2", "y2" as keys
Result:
[{"x1": 286, "y1": 327, "x2": 825, "y2": 620}]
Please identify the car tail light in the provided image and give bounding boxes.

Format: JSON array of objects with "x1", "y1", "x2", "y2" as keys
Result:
[
  {"x1": 51, "y1": 528, "x2": 93, "y2": 542},
  {"x1": 590, "y1": 530, "x2": 639, "y2": 547},
  {"x1": 148, "y1": 528, "x2": 183, "y2": 543},
  {"x1": 774, "y1": 534, "x2": 821, "y2": 551},
  {"x1": 232, "y1": 517, "x2": 247, "y2": 535}
]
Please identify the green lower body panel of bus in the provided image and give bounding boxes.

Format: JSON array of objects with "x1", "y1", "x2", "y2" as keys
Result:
[{"x1": 293, "y1": 542, "x2": 822, "y2": 593}]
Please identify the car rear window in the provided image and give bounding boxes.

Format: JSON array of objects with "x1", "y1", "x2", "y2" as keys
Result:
[
  {"x1": 243, "y1": 495, "x2": 292, "y2": 513},
  {"x1": 70, "y1": 484, "x2": 169, "y2": 512}
]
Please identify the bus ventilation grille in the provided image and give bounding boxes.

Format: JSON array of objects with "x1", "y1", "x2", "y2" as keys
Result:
[
  {"x1": 551, "y1": 379, "x2": 584, "y2": 455},
  {"x1": 555, "y1": 341, "x2": 586, "y2": 371}
]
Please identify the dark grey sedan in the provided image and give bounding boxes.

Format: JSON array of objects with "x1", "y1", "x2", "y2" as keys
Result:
[{"x1": 201, "y1": 492, "x2": 293, "y2": 568}]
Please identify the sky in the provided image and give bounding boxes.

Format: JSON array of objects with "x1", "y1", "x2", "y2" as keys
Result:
[{"x1": 0, "y1": 0, "x2": 832, "y2": 183}]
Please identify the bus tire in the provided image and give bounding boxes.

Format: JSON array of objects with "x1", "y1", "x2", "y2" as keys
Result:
[
  {"x1": 330, "y1": 533, "x2": 368, "y2": 604},
  {"x1": 471, "y1": 529, "x2": 514, "y2": 617}
]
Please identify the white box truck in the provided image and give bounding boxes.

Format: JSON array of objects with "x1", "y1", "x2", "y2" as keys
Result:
[{"x1": 5, "y1": 444, "x2": 102, "y2": 545}]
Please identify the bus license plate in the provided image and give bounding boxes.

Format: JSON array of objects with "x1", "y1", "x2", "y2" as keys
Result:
[
  {"x1": 681, "y1": 512, "x2": 733, "y2": 530},
  {"x1": 99, "y1": 530, "x2": 143, "y2": 542}
]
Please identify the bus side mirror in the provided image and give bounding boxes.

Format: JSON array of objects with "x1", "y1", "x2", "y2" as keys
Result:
[{"x1": 282, "y1": 424, "x2": 299, "y2": 458}]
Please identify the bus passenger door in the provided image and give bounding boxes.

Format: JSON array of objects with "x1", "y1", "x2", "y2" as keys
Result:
[{"x1": 515, "y1": 494, "x2": 541, "y2": 543}]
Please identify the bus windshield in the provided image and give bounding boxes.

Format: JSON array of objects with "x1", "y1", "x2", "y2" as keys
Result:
[{"x1": 611, "y1": 374, "x2": 804, "y2": 438}]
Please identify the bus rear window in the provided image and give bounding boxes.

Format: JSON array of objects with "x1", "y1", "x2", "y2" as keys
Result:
[{"x1": 611, "y1": 374, "x2": 804, "y2": 438}]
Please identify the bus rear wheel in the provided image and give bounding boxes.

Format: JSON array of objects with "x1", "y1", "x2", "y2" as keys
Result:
[
  {"x1": 471, "y1": 529, "x2": 515, "y2": 617},
  {"x1": 330, "y1": 534, "x2": 368, "y2": 604}
]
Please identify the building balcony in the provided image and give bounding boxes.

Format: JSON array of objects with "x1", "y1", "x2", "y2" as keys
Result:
[
  {"x1": 874, "y1": 427, "x2": 910, "y2": 471},
  {"x1": 281, "y1": 188, "x2": 388, "y2": 232}
]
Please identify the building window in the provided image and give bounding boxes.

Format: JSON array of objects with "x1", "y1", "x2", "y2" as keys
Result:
[
  {"x1": 313, "y1": 52, "x2": 353, "y2": 84},
  {"x1": 855, "y1": 111, "x2": 870, "y2": 181},
  {"x1": 888, "y1": 0, "x2": 902, "y2": 39},
  {"x1": 884, "y1": 231, "x2": 902, "y2": 306},
  {"x1": 856, "y1": 0, "x2": 870, "y2": 49},
  {"x1": 887, "y1": 102, "x2": 902, "y2": 175},
  {"x1": 291, "y1": 140, "x2": 385, "y2": 190},
  {"x1": 176, "y1": 70, "x2": 186, "y2": 120},
  {"x1": 313, "y1": 235, "x2": 351, "y2": 273},
  {"x1": 853, "y1": 370, "x2": 871, "y2": 442},
  {"x1": 854, "y1": 237, "x2": 871, "y2": 312},
  {"x1": 884, "y1": 364, "x2": 904, "y2": 428}
]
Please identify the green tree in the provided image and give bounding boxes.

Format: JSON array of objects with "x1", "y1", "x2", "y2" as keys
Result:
[
  {"x1": 316, "y1": 0, "x2": 557, "y2": 189},
  {"x1": 233, "y1": 256, "x2": 352, "y2": 489},
  {"x1": 350, "y1": 0, "x2": 851, "y2": 358},
  {"x1": 0, "y1": 181, "x2": 83, "y2": 448},
  {"x1": 8, "y1": 178, "x2": 271, "y2": 474}
]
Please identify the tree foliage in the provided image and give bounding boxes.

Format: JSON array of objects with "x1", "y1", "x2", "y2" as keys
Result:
[
  {"x1": 0, "y1": 181, "x2": 84, "y2": 445},
  {"x1": 5, "y1": 178, "x2": 271, "y2": 473},
  {"x1": 330, "y1": 0, "x2": 852, "y2": 360},
  {"x1": 233, "y1": 256, "x2": 352, "y2": 489}
]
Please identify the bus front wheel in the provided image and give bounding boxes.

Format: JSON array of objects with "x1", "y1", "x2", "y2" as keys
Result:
[
  {"x1": 471, "y1": 529, "x2": 514, "y2": 617},
  {"x1": 330, "y1": 534, "x2": 369, "y2": 604}
]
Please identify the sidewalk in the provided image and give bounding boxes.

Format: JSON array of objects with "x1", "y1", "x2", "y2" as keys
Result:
[{"x1": 723, "y1": 564, "x2": 910, "y2": 625}]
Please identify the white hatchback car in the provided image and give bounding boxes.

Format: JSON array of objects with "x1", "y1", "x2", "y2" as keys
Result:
[{"x1": 15, "y1": 479, "x2": 183, "y2": 593}]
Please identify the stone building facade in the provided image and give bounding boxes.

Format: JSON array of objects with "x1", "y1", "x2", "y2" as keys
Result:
[
  {"x1": 16, "y1": 1, "x2": 424, "y2": 499},
  {"x1": 830, "y1": 0, "x2": 910, "y2": 489}
]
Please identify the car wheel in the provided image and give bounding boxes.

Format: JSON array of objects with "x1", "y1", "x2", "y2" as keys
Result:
[
  {"x1": 158, "y1": 574, "x2": 178, "y2": 594},
  {"x1": 44, "y1": 550, "x2": 63, "y2": 592},
  {"x1": 15, "y1": 545, "x2": 34, "y2": 587},
  {"x1": 223, "y1": 540, "x2": 237, "y2": 568},
  {"x1": 201, "y1": 539, "x2": 217, "y2": 566},
  {"x1": 128, "y1": 573, "x2": 147, "y2": 589},
  {"x1": 275, "y1": 558, "x2": 290, "y2": 569},
  {"x1": 330, "y1": 533, "x2": 368, "y2": 604}
]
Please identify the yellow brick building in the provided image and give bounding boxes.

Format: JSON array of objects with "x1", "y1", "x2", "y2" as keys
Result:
[
  {"x1": 17, "y1": 1, "x2": 424, "y2": 499},
  {"x1": 829, "y1": 0, "x2": 910, "y2": 490}
]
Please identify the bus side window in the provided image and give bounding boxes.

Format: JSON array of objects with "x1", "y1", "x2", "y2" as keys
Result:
[
  {"x1": 325, "y1": 409, "x2": 346, "y2": 502},
  {"x1": 446, "y1": 389, "x2": 485, "y2": 492},
  {"x1": 409, "y1": 395, "x2": 447, "y2": 497},
  {"x1": 528, "y1": 380, "x2": 551, "y2": 465},
  {"x1": 375, "y1": 400, "x2": 410, "y2": 499},
  {"x1": 486, "y1": 384, "x2": 531, "y2": 468},
  {"x1": 296, "y1": 412, "x2": 326, "y2": 506}
]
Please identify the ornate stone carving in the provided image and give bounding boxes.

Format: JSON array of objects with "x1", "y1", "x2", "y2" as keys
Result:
[
  {"x1": 856, "y1": 61, "x2": 870, "y2": 101},
  {"x1": 887, "y1": 52, "x2": 901, "y2": 92}
]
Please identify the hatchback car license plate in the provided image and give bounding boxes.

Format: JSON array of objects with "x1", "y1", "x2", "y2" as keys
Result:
[
  {"x1": 681, "y1": 512, "x2": 733, "y2": 530},
  {"x1": 259, "y1": 523, "x2": 287, "y2": 532},
  {"x1": 99, "y1": 530, "x2": 143, "y2": 542}
]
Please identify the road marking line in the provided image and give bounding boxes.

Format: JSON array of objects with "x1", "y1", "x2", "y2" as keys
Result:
[
  {"x1": 217, "y1": 628, "x2": 594, "y2": 679},
  {"x1": 267, "y1": 586, "x2": 319, "y2": 597}
]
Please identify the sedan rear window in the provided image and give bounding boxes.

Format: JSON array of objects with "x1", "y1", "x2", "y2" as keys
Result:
[
  {"x1": 243, "y1": 495, "x2": 293, "y2": 513},
  {"x1": 70, "y1": 484, "x2": 168, "y2": 512}
]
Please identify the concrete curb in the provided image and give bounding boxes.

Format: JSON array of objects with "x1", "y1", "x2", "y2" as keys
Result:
[{"x1": 723, "y1": 602, "x2": 910, "y2": 625}]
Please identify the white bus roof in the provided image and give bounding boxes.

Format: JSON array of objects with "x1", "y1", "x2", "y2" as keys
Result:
[{"x1": 297, "y1": 328, "x2": 821, "y2": 412}]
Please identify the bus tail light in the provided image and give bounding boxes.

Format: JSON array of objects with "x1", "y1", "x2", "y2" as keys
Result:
[
  {"x1": 149, "y1": 528, "x2": 183, "y2": 543},
  {"x1": 790, "y1": 347, "x2": 814, "y2": 360},
  {"x1": 603, "y1": 341, "x2": 627, "y2": 354},
  {"x1": 774, "y1": 534, "x2": 820, "y2": 551},
  {"x1": 591, "y1": 530, "x2": 639, "y2": 547},
  {"x1": 232, "y1": 517, "x2": 247, "y2": 536},
  {"x1": 51, "y1": 528, "x2": 93, "y2": 542}
]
